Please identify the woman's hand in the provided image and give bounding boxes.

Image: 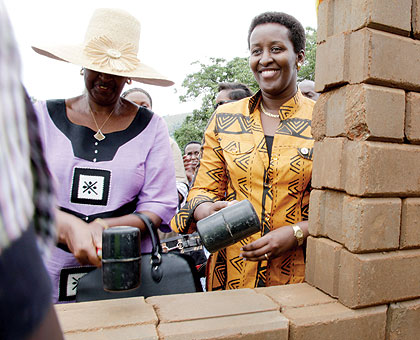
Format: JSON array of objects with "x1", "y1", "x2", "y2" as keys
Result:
[
  {"x1": 193, "y1": 200, "x2": 238, "y2": 222},
  {"x1": 240, "y1": 222, "x2": 308, "y2": 261},
  {"x1": 55, "y1": 210, "x2": 103, "y2": 267}
]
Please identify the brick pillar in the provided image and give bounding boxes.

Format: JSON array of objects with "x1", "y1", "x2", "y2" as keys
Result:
[{"x1": 307, "y1": 0, "x2": 420, "y2": 336}]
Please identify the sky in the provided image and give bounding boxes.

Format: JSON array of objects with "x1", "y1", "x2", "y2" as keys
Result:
[{"x1": 4, "y1": 0, "x2": 318, "y2": 116}]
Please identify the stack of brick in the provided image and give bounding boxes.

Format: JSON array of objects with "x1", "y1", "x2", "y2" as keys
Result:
[
  {"x1": 306, "y1": 0, "x2": 420, "y2": 338},
  {"x1": 56, "y1": 285, "x2": 390, "y2": 340}
]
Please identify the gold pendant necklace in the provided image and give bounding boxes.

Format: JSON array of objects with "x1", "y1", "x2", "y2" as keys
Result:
[
  {"x1": 88, "y1": 103, "x2": 116, "y2": 141},
  {"x1": 260, "y1": 103, "x2": 279, "y2": 118}
]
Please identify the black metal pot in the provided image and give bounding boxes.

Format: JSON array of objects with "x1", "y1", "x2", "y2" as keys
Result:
[
  {"x1": 197, "y1": 199, "x2": 261, "y2": 253},
  {"x1": 102, "y1": 226, "x2": 141, "y2": 291}
]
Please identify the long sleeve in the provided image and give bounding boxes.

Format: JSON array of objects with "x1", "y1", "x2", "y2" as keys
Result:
[{"x1": 171, "y1": 112, "x2": 227, "y2": 234}]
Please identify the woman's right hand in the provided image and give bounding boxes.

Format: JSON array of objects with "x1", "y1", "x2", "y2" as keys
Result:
[
  {"x1": 193, "y1": 200, "x2": 238, "y2": 221},
  {"x1": 55, "y1": 210, "x2": 102, "y2": 267}
]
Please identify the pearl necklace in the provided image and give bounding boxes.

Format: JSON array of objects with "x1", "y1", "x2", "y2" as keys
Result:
[
  {"x1": 260, "y1": 103, "x2": 279, "y2": 118},
  {"x1": 88, "y1": 103, "x2": 116, "y2": 141}
]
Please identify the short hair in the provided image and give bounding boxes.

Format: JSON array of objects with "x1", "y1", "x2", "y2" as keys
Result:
[
  {"x1": 184, "y1": 141, "x2": 201, "y2": 154},
  {"x1": 228, "y1": 89, "x2": 251, "y2": 101},
  {"x1": 217, "y1": 82, "x2": 253, "y2": 97},
  {"x1": 247, "y1": 11, "x2": 306, "y2": 53},
  {"x1": 121, "y1": 87, "x2": 153, "y2": 108}
]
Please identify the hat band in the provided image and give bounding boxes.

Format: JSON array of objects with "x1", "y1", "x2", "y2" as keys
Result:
[{"x1": 84, "y1": 35, "x2": 139, "y2": 72}]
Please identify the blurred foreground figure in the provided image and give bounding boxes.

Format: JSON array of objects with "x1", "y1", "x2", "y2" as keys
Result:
[{"x1": 0, "y1": 1, "x2": 63, "y2": 339}]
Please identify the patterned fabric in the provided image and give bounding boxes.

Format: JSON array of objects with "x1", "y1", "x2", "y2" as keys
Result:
[
  {"x1": 0, "y1": 1, "x2": 33, "y2": 252},
  {"x1": 24, "y1": 93, "x2": 56, "y2": 255},
  {"x1": 171, "y1": 90, "x2": 314, "y2": 290}
]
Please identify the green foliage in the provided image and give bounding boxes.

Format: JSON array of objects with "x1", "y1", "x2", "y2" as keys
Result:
[
  {"x1": 298, "y1": 27, "x2": 317, "y2": 82},
  {"x1": 174, "y1": 57, "x2": 258, "y2": 150},
  {"x1": 174, "y1": 27, "x2": 317, "y2": 150}
]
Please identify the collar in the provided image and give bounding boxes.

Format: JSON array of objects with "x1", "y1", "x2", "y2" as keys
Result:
[{"x1": 248, "y1": 89, "x2": 303, "y2": 120}]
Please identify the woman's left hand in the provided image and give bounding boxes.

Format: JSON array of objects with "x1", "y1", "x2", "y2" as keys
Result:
[{"x1": 240, "y1": 225, "x2": 297, "y2": 261}]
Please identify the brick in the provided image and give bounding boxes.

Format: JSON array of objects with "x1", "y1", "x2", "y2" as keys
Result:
[
  {"x1": 55, "y1": 297, "x2": 157, "y2": 334},
  {"x1": 386, "y1": 298, "x2": 420, "y2": 340},
  {"x1": 414, "y1": 0, "x2": 420, "y2": 38},
  {"x1": 312, "y1": 138, "x2": 346, "y2": 191},
  {"x1": 316, "y1": 0, "x2": 332, "y2": 43},
  {"x1": 311, "y1": 91, "x2": 329, "y2": 141},
  {"x1": 305, "y1": 237, "x2": 342, "y2": 298},
  {"x1": 314, "y1": 33, "x2": 349, "y2": 92},
  {"x1": 405, "y1": 92, "x2": 420, "y2": 144},
  {"x1": 400, "y1": 198, "x2": 420, "y2": 249},
  {"x1": 348, "y1": 29, "x2": 420, "y2": 91},
  {"x1": 317, "y1": 0, "x2": 411, "y2": 43},
  {"x1": 283, "y1": 302, "x2": 387, "y2": 340},
  {"x1": 315, "y1": 84, "x2": 405, "y2": 142},
  {"x1": 315, "y1": 140, "x2": 420, "y2": 196},
  {"x1": 158, "y1": 311, "x2": 288, "y2": 340},
  {"x1": 146, "y1": 289, "x2": 278, "y2": 323},
  {"x1": 343, "y1": 141, "x2": 420, "y2": 197},
  {"x1": 316, "y1": 28, "x2": 420, "y2": 92},
  {"x1": 64, "y1": 324, "x2": 158, "y2": 340},
  {"x1": 342, "y1": 196, "x2": 401, "y2": 252},
  {"x1": 309, "y1": 189, "x2": 347, "y2": 243},
  {"x1": 308, "y1": 189, "x2": 327, "y2": 236},
  {"x1": 322, "y1": 190, "x2": 346, "y2": 243},
  {"x1": 309, "y1": 190, "x2": 401, "y2": 252},
  {"x1": 255, "y1": 283, "x2": 335, "y2": 310},
  {"x1": 338, "y1": 248, "x2": 420, "y2": 308}
]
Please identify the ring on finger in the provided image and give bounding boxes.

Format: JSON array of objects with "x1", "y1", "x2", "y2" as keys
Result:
[{"x1": 264, "y1": 253, "x2": 269, "y2": 261}]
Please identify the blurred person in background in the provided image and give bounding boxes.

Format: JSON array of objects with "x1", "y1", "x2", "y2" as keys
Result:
[
  {"x1": 298, "y1": 79, "x2": 319, "y2": 101},
  {"x1": 215, "y1": 82, "x2": 253, "y2": 109}
]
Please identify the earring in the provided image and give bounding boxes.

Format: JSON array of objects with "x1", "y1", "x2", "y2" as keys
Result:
[
  {"x1": 297, "y1": 63, "x2": 302, "y2": 71},
  {"x1": 126, "y1": 78, "x2": 132, "y2": 85},
  {"x1": 80, "y1": 68, "x2": 84, "y2": 76}
]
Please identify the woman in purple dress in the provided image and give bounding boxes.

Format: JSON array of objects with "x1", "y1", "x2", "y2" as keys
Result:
[{"x1": 32, "y1": 8, "x2": 178, "y2": 302}]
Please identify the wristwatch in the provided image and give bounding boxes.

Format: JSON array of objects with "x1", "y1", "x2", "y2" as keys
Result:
[{"x1": 292, "y1": 225, "x2": 304, "y2": 247}]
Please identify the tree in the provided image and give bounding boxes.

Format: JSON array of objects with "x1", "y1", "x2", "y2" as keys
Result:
[
  {"x1": 174, "y1": 57, "x2": 258, "y2": 149},
  {"x1": 174, "y1": 27, "x2": 317, "y2": 150},
  {"x1": 298, "y1": 27, "x2": 317, "y2": 82}
]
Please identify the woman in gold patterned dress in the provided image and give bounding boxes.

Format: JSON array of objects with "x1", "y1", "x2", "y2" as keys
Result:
[{"x1": 171, "y1": 11, "x2": 315, "y2": 290}]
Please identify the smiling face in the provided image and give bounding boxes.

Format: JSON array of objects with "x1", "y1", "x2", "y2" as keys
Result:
[
  {"x1": 249, "y1": 23, "x2": 303, "y2": 99},
  {"x1": 84, "y1": 69, "x2": 128, "y2": 105}
]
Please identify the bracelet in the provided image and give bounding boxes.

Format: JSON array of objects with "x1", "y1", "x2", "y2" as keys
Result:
[{"x1": 93, "y1": 218, "x2": 109, "y2": 230}]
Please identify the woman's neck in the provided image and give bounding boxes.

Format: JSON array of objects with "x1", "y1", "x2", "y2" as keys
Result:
[{"x1": 261, "y1": 86, "x2": 297, "y2": 110}]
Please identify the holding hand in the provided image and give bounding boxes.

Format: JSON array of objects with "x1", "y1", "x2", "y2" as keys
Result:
[
  {"x1": 240, "y1": 222, "x2": 308, "y2": 261},
  {"x1": 193, "y1": 200, "x2": 238, "y2": 222},
  {"x1": 55, "y1": 210, "x2": 103, "y2": 267}
]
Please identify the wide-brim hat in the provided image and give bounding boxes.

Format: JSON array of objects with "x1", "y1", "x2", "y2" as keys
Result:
[{"x1": 32, "y1": 8, "x2": 174, "y2": 87}]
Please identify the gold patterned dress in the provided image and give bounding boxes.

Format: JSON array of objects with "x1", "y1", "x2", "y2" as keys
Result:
[{"x1": 171, "y1": 89, "x2": 314, "y2": 290}]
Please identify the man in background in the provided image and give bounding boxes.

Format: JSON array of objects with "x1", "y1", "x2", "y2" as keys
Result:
[
  {"x1": 215, "y1": 82, "x2": 253, "y2": 109},
  {"x1": 298, "y1": 79, "x2": 320, "y2": 101}
]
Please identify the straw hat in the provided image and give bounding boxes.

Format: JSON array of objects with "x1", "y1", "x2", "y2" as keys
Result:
[{"x1": 32, "y1": 8, "x2": 174, "y2": 87}]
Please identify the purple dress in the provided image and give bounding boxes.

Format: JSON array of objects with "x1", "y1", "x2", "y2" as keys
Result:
[{"x1": 34, "y1": 100, "x2": 178, "y2": 302}]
